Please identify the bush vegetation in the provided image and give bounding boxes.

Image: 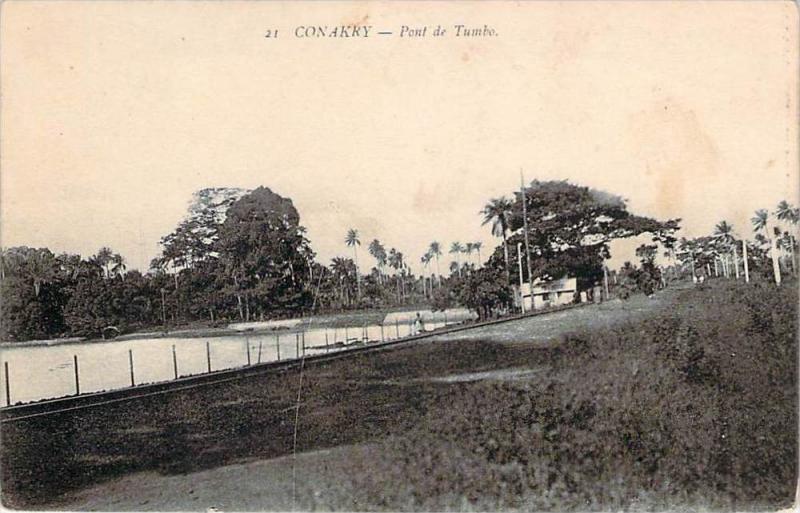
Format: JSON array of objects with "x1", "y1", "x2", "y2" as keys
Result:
[
  {"x1": 344, "y1": 280, "x2": 798, "y2": 511},
  {"x1": 2, "y1": 281, "x2": 795, "y2": 511}
]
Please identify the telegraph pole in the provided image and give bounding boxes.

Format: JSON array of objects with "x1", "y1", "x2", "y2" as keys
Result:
[
  {"x1": 520, "y1": 169, "x2": 533, "y2": 293},
  {"x1": 517, "y1": 242, "x2": 526, "y2": 313},
  {"x1": 766, "y1": 216, "x2": 782, "y2": 285},
  {"x1": 742, "y1": 239, "x2": 750, "y2": 283}
]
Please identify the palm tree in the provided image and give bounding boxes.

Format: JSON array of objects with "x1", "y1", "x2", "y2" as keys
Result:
[
  {"x1": 752, "y1": 209, "x2": 781, "y2": 285},
  {"x1": 428, "y1": 241, "x2": 442, "y2": 286},
  {"x1": 368, "y1": 239, "x2": 387, "y2": 283},
  {"x1": 330, "y1": 257, "x2": 355, "y2": 306},
  {"x1": 713, "y1": 220, "x2": 739, "y2": 279},
  {"x1": 678, "y1": 237, "x2": 698, "y2": 278},
  {"x1": 776, "y1": 200, "x2": 800, "y2": 224},
  {"x1": 473, "y1": 242, "x2": 483, "y2": 267},
  {"x1": 27, "y1": 250, "x2": 57, "y2": 297},
  {"x1": 345, "y1": 229, "x2": 361, "y2": 299},
  {"x1": 111, "y1": 253, "x2": 127, "y2": 279},
  {"x1": 420, "y1": 252, "x2": 433, "y2": 297},
  {"x1": 776, "y1": 200, "x2": 798, "y2": 274},
  {"x1": 777, "y1": 231, "x2": 796, "y2": 270},
  {"x1": 481, "y1": 197, "x2": 513, "y2": 282},
  {"x1": 94, "y1": 246, "x2": 114, "y2": 279},
  {"x1": 388, "y1": 248, "x2": 403, "y2": 301},
  {"x1": 465, "y1": 242, "x2": 475, "y2": 266},
  {"x1": 450, "y1": 242, "x2": 464, "y2": 277}
]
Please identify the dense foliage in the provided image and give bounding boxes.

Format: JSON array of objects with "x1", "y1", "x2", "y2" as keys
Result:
[
  {"x1": 0, "y1": 187, "x2": 432, "y2": 341},
  {"x1": 0, "y1": 187, "x2": 319, "y2": 340},
  {"x1": 491, "y1": 180, "x2": 680, "y2": 290},
  {"x1": 345, "y1": 281, "x2": 798, "y2": 510},
  {"x1": 2, "y1": 182, "x2": 796, "y2": 341}
]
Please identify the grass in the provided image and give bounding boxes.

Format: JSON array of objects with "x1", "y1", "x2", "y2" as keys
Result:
[
  {"x1": 342, "y1": 280, "x2": 798, "y2": 511},
  {"x1": 1, "y1": 281, "x2": 796, "y2": 511}
]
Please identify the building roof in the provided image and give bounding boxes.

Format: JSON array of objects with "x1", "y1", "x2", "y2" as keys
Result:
[{"x1": 531, "y1": 276, "x2": 577, "y2": 294}]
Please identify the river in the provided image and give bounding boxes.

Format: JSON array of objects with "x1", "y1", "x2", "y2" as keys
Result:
[{"x1": 0, "y1": 308, "x2": 474, "y2": 406}]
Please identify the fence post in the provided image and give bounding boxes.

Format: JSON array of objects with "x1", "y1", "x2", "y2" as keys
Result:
[
  {"x1": 128, "y1": 349, "x2": 135, "y2": 387},
  {"x1": 4, "y1": 361, "x2": 9, "y2": 406},
  {"x1": 276, "y1": 335, "x2": 281, "y2": 361},
  {"x1": 257, "y1": 340, "x2": 263, "y2": 364},
  {"x1": 246, "y1": 337, "x2": 251, "y2": 366},
  {"x1": 380, "y1": 323, "x2": 384, "y2": 342},
  {"x1": 325, "y1": 329, "x2": 329, "y2": 347},
  {"x1": 295, "y1": 333, "x2": 300, "y2": 358},
  {"x1": 345, "y1": 326, "x2": 349, "y2": 343},
  {"x1": 73, "y1": 355, "x2": 80, "y2": 395},
  {"x1": 444, "y1": 311, "x2": 448, "y2": 325},
  {"x1": 172, "y1": 345, "x2": 178, "y2": 379},
  {"x1": 302, "y1": 331, "x2": 306, "y2": 356},
  {"x1": 395, "y1": 319, "x2": 399, "y2": 338},
  {"x1": 206, "y1": 341, "x2": 212, "y2": 373}
]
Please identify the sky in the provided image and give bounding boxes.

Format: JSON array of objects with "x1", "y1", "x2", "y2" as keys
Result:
[{"x1": 2, "y1": 1, "x2": 798, "y2": 274}]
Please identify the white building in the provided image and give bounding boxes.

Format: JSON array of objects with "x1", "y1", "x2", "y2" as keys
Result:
[{"x1": 516, "y1": 276, "x2": 578, "y2": 311}]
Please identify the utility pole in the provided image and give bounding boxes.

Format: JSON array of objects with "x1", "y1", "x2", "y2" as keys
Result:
[
  {"x1": 517, "y1": 242, "x2": 526, "y2": 313},
  {"x1": 160, "y1": 288, "x2": 167, "y2": 330},
  {"x1": 520, "y1": 169, "x2": 533, "y2": 293},
  {"x1": 742, "y1": 239, "x2": 750, "y2": 283},
  {"x1": 766, "y1": 216, "x2": 782, "y2": 285}
]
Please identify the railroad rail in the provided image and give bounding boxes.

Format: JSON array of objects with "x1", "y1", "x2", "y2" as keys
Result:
[{"x1": 0, "y1": 302, "x2": 586, "y2": 423}]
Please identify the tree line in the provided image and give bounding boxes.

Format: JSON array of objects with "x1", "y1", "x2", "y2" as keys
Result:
[{"x1": 2, "y1": 181, "x2": 794, "y2": 342}]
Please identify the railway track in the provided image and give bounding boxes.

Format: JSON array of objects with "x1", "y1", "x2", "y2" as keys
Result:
[{"x1": 0, "y1": 303, "x2": 585, "y2": 423}]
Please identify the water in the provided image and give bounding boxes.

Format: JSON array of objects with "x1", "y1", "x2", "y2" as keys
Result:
[{"x1": 0, "y1": 308, "x2": 474, "y2": 406}]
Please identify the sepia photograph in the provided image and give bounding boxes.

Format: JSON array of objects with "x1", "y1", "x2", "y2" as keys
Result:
[{"x1": 0, "y1": 1, "x2": 798, "y2": 511}]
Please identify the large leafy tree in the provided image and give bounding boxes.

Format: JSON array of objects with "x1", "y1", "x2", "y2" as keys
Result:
[
  {"x1": 157, "y1": 187, "x2": 249, "y2": 273},
  {"x1": 456, "y1": 266, "x2": 512, "y2": 320},
  {"x1": 215, "y1": 187, "x2": 314, "y2": 320},
  {"x1": 1, "y1": 247, "x2": 68, "y2": 340},
  {"x1": 497, "y1": 180, "x2": 679, "y2": 290}
]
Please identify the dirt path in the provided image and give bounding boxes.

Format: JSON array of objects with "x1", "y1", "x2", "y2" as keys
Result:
[
  {"x1": 54, "y1": 446, "x2": 363, "y2": 512},
  {"x1": 427, "y1": 290, "x2": 675, "y2": 345}
]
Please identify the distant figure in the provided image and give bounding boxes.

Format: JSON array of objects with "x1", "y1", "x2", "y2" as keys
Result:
[
  {"x1": 692, "y1": 275, "x2": 698, "y2": 284},
  {"x1": 414, "y1": 312, "x2": 425, "y2": 334}
]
